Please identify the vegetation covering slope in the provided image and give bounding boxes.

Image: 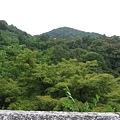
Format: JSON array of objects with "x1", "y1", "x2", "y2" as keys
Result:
[
  {"x1": 37, "y1": 27, "x2": 102, "y2": 39},
  {"x1": 0, "y1": 20, "x2": 120, "y2": 112}
]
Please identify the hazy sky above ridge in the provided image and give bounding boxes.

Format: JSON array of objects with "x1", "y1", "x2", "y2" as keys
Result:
[{"x1": 0, "y1": 0, "x2": 120, "y2": 36}]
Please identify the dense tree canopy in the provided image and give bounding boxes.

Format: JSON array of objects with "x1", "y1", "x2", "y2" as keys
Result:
[{"x1": 0, "y1": 20, "x2": 120, "y2": 111}]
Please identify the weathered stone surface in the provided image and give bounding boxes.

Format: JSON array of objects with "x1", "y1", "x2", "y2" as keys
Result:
[{"x1": 0, "y1": 110, "x2": 120, "y2": 120}]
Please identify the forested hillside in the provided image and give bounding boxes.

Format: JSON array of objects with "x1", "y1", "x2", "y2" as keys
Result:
[
  {"x1": 0, "y1": 20, "x2": 120, "y2": 112},
  {"x1": 36, "y1": 27, "x2": 102, "y2": 39}
]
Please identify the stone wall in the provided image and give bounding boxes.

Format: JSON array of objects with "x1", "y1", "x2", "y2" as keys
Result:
[{"x1": 0, "y1": 110, "x2": 120, "y2": 120}]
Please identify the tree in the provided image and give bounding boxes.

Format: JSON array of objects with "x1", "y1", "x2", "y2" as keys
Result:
[
  {"x1": 39, "y1": 34, "x2": 49, "y2": 41},
  {"x1": 0, "y1": 20, "x2": 8, "y2": 30},
  {"x1": 52, "y1": 45, "x2": 70, "y2": 64},
  {"x1": 0, "y1": 78, "x2": 21, "y2": 109},
  {"x1": 83, "y1": 52, "x2": 107, "y2": 70},
  {"x1": 74, "y1": 36, "x2": 83, "y2": 47}
]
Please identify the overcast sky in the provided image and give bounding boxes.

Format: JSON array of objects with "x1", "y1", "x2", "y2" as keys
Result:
[{"x1": 0, "y1": 0, "x2": 120, "y2": 36}]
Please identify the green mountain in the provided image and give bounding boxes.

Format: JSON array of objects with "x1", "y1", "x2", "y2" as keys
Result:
[
  {"x1": 0, "y1": 20, "x2": 35, "y2": 49},
  {"x1": 43, "y1": 27, "x2": 102, "y2": 39},
  {"x1": 0, "y1": 20, "x2": 101, "y2": 45},
  {"x1": 0, "y1": 20, "x2": 120, "y2": 112}
]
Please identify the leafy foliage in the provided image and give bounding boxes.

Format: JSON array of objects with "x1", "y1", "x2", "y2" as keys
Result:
[
  {"x1": 43, "y1": 27, "x2": 101, "y2": 39},
  {"x1": 0, "y1": 20, "x2": 120, "y2": 111}
]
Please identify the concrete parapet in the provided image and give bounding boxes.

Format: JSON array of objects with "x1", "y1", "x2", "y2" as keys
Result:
[{"x1": 0, "y1": 110, "x2": 120, "y2": 120}]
